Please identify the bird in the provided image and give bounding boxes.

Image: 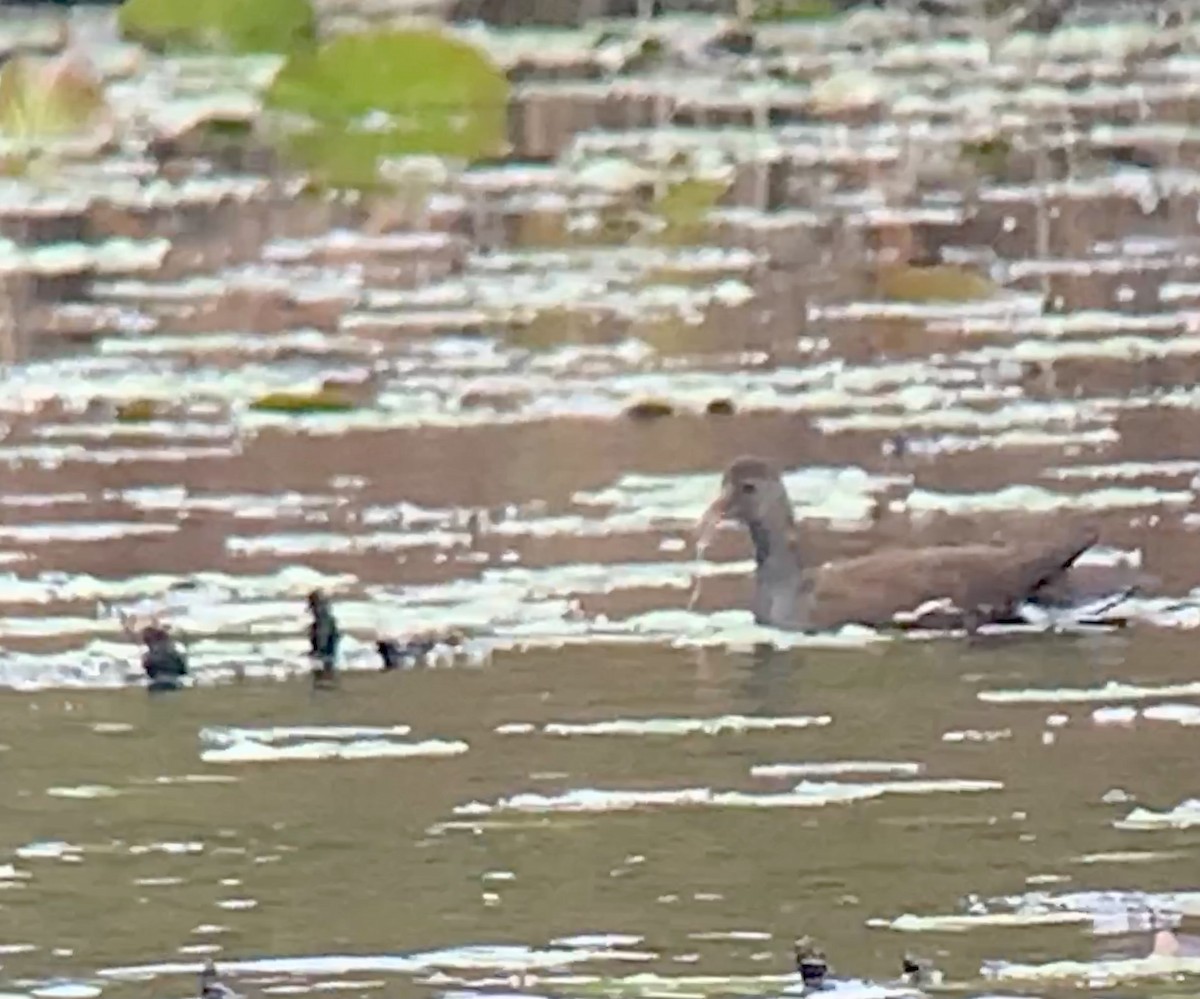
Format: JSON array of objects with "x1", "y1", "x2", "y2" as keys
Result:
[
  {"x1": 198, "y1": 959, "x2": 239, "y2": 999},
  {"x1": 901, "y1": 952, "x2": 941, "y2": 987},
  {"x1": 794, "y1": 936, "x2": 828, "y2": 990},
  {"x1": 306, "y1": 589, "x2": 341, "y2": 687},
  {"x1": 139, "y1": 623, "x2": 189, "y2": 691},
  {"x1": 696, "y1": 456, "x2": 1110, "y2": 633}
]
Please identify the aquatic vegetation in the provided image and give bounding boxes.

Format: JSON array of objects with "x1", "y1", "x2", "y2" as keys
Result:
[
  {"x1": 0, "y1": 52, "x2": 107, "y2": 141},
  {"x1": 750, "y1": 0, "x2": 838, "y2": 20},
  {"x1": 265, "y1": 29, "x2": 509, "y2": 188},
  {"x1": 652, "y1": 177, "x2": 727, "y2": 245},
  {"x1": 117, "y1": 0, "x2": 316, "y2": 54},
  {"x1": 876, "y1": 264, "x2": 998, "y2": 303},
  {"x1": 961, "y1": 136, "x2": 1013, "y2": 179},
  {"x1": 624, "y1": 400, "x2": 675, "y2": 419},
  {"x1": 248, "y1": 388, "x2": 357, "y2": 415},
  {"x1": 114, "y1": 399, "x2": 160, "y2": 423}
]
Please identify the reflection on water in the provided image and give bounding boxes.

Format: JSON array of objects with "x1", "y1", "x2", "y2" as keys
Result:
[{"x1": 0, "y1": 638, "x2": 1195, "y2": 999}]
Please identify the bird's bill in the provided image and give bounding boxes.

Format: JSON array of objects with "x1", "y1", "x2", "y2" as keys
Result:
[{"x1": 695, "y1": 486, "x2": 732, "y2": 549}]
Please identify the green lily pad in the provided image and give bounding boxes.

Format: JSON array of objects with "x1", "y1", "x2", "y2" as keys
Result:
[
  {"x1": 117, "y1": 0, "x2": 316, "y2": 54},
  {"x1": 265, "y1": 29, "x2": 509, "y2": 188},
  {"x1": 249, "y1": 388, "x2": 356, "y2": 414},
  {"x1": 961, "y1": 136, "x2": 1013, "y2": 179},
  {"x1": 653, "y1": 177, "x2": 727, "y2": 245},
  {"x1": 752, "y1": 0, "x2": 837, "y2": 21},
  {"x1": 115, "y1": 399, "x2": 160, "y2": 422}
]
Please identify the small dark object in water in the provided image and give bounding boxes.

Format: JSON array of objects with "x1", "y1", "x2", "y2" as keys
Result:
[
  {"x1": 377, "y1": 629, "x2": 457, "y2": 670},
  {"x1": 377, "y1": 638, "x2": 405, "y2": 670},
  {"x1": 307, "y1": 589, "x2": 340, "y2": 685},
  {"x1": 706, "y1": 398, "x2": 736, "y2": 416},
  {"x1": 624, "y1": 399, "x2": 674, "y2": 419},
  {"x1": 199, "y1": 959, "x2": 238, "y2": 999},
  {"x1": 795, "y1": 936, "x2": 827, "y2": 989},
  {"x1": 901, "y1": 953, "x2": 929, "y2": 986},
  {"x1": 141, "y1": 625, "x2": 188, "y2": 690}
]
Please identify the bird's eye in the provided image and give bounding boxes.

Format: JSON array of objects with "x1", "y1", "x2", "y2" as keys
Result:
[{"x1": 740, "y1": 481, "x2": 756, "y2": 494}]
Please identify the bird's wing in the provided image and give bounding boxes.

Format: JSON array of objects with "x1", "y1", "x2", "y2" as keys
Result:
[{"x1": 805, "y1": 526, "x2": 1098, "y2": 629}]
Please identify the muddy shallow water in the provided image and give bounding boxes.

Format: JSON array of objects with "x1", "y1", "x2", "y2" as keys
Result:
[
  {"x1": 2, "y1": 1, "x2": 1200, "y2": 996},
  {"x1": 0, "y1": 634, "x2": 1198, "y2": 999}
]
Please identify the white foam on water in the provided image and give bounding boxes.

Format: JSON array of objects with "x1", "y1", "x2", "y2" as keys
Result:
[
  {"x1": 1141, "y1": 703, "x2": 1200, "y2": 725},
  {"x1": 906, "y1": 484, "x2": 1192, "y2": 516},
  {"x1": 877, "y1": 890, "x2": 1200, "y2": 936},
  {"x1": 503, "y1": 715, "x2": 833, "y2": 738},
  {"x1": 979, "y1": 680, "x2": 1200, "y2": 705},
  {"x1": 201, "y1": 725, "x2": 414, "y2": 747},
  {"x1": 875, "y1": 910, "x2": 1092, "y2": 932},
  {"x1": 29, "y1": 986, "x2": 101, "y2": 999},
  {"x1": 985, "y1": 953, "x2": 1200, "y2": 985},
  {"x1": 99, "y1": 942, "x2": 657, "y2": 979},
  {"x1": 455, "y1": 778, "x2": 1001, "y2": 815},
  {"x1": 751, "y1": 761, "x2": 921, "y2": 778},
  {"x1": 200, "y1": 737, "x2": 468, "y2": 766},
  {"x1": 0, "y1": 522, "x2": 178, "y2": 543},
  {"x1": 16, "y1": 841, "x2": 80, "y2": 861},
  {"x1": 45, "y1": 785, "x2": 118, "y2": 799},
  {"x1": 1115, "y1": 799, "x2": 1200, "y2": 831}
]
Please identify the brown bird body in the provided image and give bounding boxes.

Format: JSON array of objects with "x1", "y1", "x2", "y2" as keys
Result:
[{"x1": 698, "y1": 457, "x2": 1104, "y2": 633}]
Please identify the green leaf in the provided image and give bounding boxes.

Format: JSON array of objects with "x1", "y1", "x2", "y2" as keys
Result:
[
  {"x1": 652, "y1": 177, "x2": 727, "y2": 245},
  {"x1": 117, "y1": 0, "x2": 316, "y2": 55},
  {"x1": 877, "y1": 264, "x2": 997, "y2": 303},
  {"x1": 751, "y1": 0, "x2": 837, "y2": 22},
  {"x1": 249, "y1": 388, "x2": 357, "y2": 414},
  {"x1": 264, "y1": 29, "x2": 509, "y2": 187}
]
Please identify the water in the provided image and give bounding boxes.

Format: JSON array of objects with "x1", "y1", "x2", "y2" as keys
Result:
[
  {"x1": 0, "y1": 633, "x2": 1196, "y2": 998},
  {"x1": 1, "y1": 4, "x2": 1200, "y2": 996}
]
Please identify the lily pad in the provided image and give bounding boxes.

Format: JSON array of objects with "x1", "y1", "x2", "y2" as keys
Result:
[
  {"x1": 751, "y1": 0, "x2": 837, "y2": 21},
  {"x1": 115, "y1": 399, "x2": 160, "y2": 423},
  {"x1": 117, "y1": 0, "x2": 316, "y2": 55},
  {"x1": 962, "y1": 136, "x2": 1012, "y2": 179},
  {"x1": 249, "y1": 388, "x2": 357, "y2": 414},
  {"x1": 265, "y1": 29, "x2": 509, "y2": 188},
  {"x1": 653, "y1": 177, "x2": 727, "y2": 245},
  {"x1": 0, "y1": 53, "x2": 106, "y2": 139},
  {"x1": 877, "y1": 264, "x2": 997, "y2": 303}
]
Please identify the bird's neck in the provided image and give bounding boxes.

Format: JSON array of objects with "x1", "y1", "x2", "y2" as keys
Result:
[{"x1": 747, "y1": 514, "x2": 803, "y2": 575}]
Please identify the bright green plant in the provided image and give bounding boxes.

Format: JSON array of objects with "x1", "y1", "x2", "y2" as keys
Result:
[
  {"x1": 0, "y1": 54, "x2": 105, "y2": 139},
  {"x1": 652, "y1": 177, "x2": 727, "y2": 245},
  {"x1": 751, "y1": 0, "x2": 837, "y2": 21},
  {"x1": 265, "y1": 29, "x2": 509, "y2": 189},
  {"x1": 117, "y1": 0, "x2": 316, "y2": 54}
]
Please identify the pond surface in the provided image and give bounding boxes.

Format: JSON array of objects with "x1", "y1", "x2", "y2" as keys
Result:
[
  {"x1": 0, "y1": 631, "x2": 1198, "y2": 999},
  {"x1": 2, "y1": 3, "x2": 1200, "y2": 997}
]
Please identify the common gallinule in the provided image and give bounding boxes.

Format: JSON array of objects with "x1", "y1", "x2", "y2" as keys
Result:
[
  {"x1": 140, "y1": 624, "x2": 188, "y2": 691},
  {"x1": 794, "y1": 936, "x2": 828, "y2": 989},
  {"x1": 199, "y1": 959, "x2": 239, "y2": 999},
  {"x1": 307, "y1": 589, "x2": 340, "y2": 686},
  {"x1": 697, "y1": 456, "x2": 1104, "y2": 633}
]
